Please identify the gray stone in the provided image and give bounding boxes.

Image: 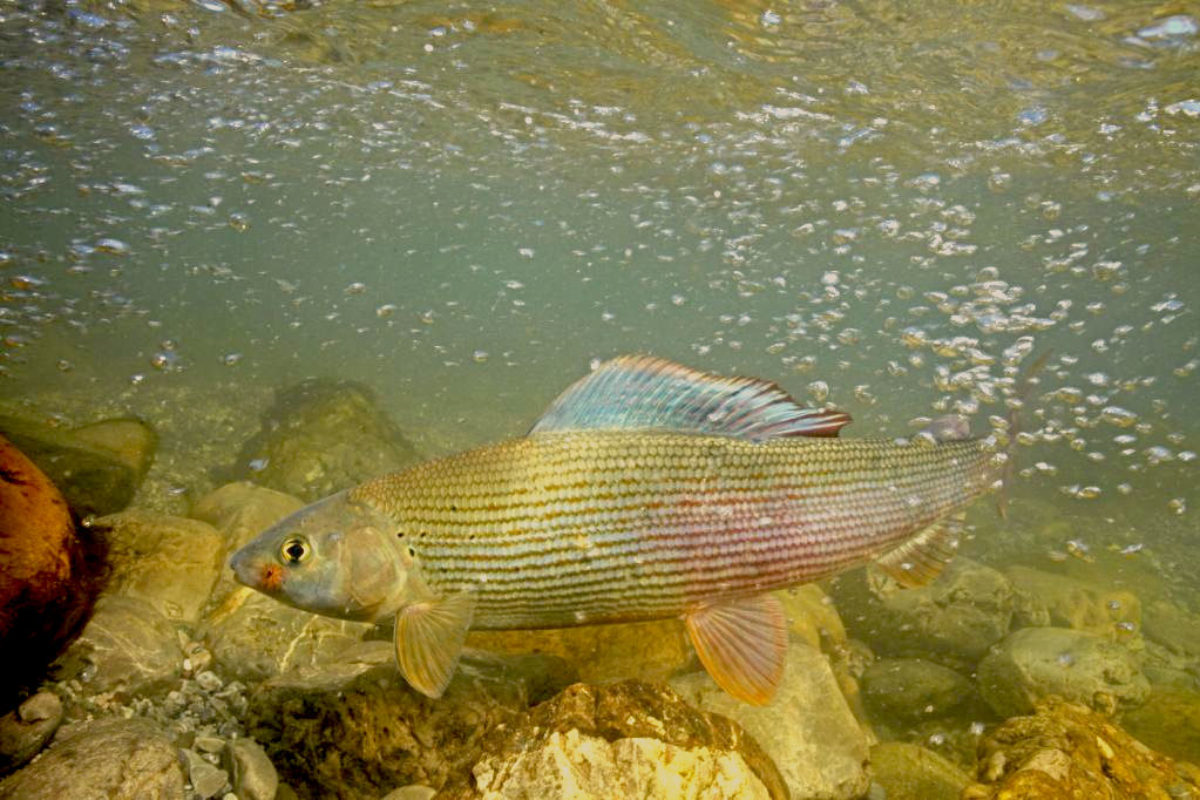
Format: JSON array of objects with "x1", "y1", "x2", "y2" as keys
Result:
[
  {"x1": 228, "y1": 379, "x2": 420, "y2": 502},
  {"x1": 671, "y1": 638, "x2": 871, "y2": 800},
  {"x1": 868, "y1": 741, "x2": 971, "y2": 800},
  {"x1": 977, "y1": 626, "x2": 1150, "y2": 717},
  {"x1": 51, "y1": 595, "x2": 182, "y2": 697},
  {"x1": 223, "y1": 737, "x2": 279, "y2": 800},
  {"x1": 0, "y1": 717, "x2": 184, "y2": 799},
  {"x1": 1143, "y1": 600, "x2": 1200, "y2": 660},
  {"x1": 831, "y1": 557, "x2": 1014, "y2": 668},
  {"x1": 448, "y1": 680, "x2": 782, "y2": 800},
  {"x1": 0, "y1": 691, "x2": 63, "y2": 775},
  {"x1": 1005, "y1": 565, "x2": 1141, "y2": 637},
  {"x1": 201, "y1": 587, "x2": 373, "y2": 684},
  {"x1": 245, "y1": 641, "x2": 575, "y2": 799},
  {"x1": 0, "y1": 414, "x2": 156, "y2": 517},
  {"x1": 862, "y1": 658, "x2": 974, "y2": 724},
  {"x1": 92, "y1": 510, "x2": 225, "y2": 624},
  {"x1": 186, "y1": 748, "x2": 230, "y2": 799},
  {"x1": 381, "y1": 787, "x2": 436, "y2": 800}
]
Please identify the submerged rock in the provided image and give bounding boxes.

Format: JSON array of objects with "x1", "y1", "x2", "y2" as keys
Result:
[
  {"x1": 869, "y1": 741, "x2": 972, "y2": 800},
  {"x1": 446, "y1": 680, "x2": 784, "y2": 800},
  {"x1": 1142, "y1": 599, "x2": 1200, "y2": 660},
  {"x1": 0, "y1": 414, "x2": 156, "y2": 517},
  {"x1": 229, "y1": 378, "x2": 420, "y2": 502},
  {"x1": 861, "y1": 658, "x2": 975, "y2": 724},
  {"x1": 51, "y1": 595, "x2": 182, "y2": 698},
  {"x1": 91, "y1": 510, "x2": 225, "y2": 625},
  {"x1": 963, "y1": 699, "x2": 1200, "y2": 799},
  {"x1": 0, "y1": 433, "x2": 106, "y2": 705},
  {"x1": 223, "y1": 737, "x2": 279, "y2": 800},
  {"x1": 1121, "y1": 686, "x2": 1200, "y2": 765},
  {"x1": 976, "y1": 626, "x2": 1149, "y2": 718},
  {"x1": 670, "y1": 638, "x2": 871, "y2": 800},
  {"x1": 0, "y1": 717, "x2": 184, "y2": 800},
  {"x1": 1006, "y1": 565, "x2": 1141, "y2": 637},
  {"x1": 831, "y1": 558, "x2": 1014, "y2": 669},
  {"x1": 467, "y1": 617, "x2": 694, "y2": 685},
  {"x1": 0, "y1": 691, "x2": 63, "y2": 776},
  {"x1": 202, "y1": 584, "x2": 373, "y2": 684},
  {"x1": 245, "y1": 641, "x2": 574, "y2": 799}
]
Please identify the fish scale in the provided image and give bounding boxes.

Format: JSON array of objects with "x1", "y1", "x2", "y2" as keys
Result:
[{"x1": 350, "y1": 427, "x2": 996, "y2": 630}]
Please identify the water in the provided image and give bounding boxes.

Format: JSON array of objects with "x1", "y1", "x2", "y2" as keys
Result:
[{"x1": 1, "y1": 0, "x2": 1198, "y2": 783}]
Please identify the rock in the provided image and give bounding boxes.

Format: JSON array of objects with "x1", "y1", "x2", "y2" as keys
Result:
[
  {"x1": 0, "y1": 414, "x2": 156, "y2": 516},
  {"x1": 778, "y1": 584, "x2": 849, "y2": 651},
  {"x1": 445, "y1": 680, "x2": 784, "y2": 800},
  {"x1": 382, "y1": 787, "x2": 436, "y2": 800},
  {"x1": 201, "y1": 587, "x2": 373, "y2": 684},
  {"x1": 1006, "y1": 565, "x2": 1141, "y2": 637},
  {"x1": 1140, "y1": 639, "x2": 1200, "y2": 691},
  {"x1": 51, "y1": 595, "x2": 182, "y2": 698},
  {"x1": 869, "y1": 741, "x2": 971, "y2": 800},
  {"x1": 467, "y1": 617, "x2": 694, "y2": 685},
  {"x1": 185, "y1": 748, "x2": 229, "y2": 799},
  {"x1": 976, "y1": 627, "x2": 1149, "y2": 718},
  {"x1": 91, "y1": 510, "x2": 225, "y2": 624},
  {"x1": 0, "y1": 433, "x2": 106, "y2": 703},
  {"x1": 0, "y1": 691, "x2": 63, "y2": 776},
  {"x1": 670, "y1": 638, "x2": 871, "y2": 800},
  {"x1": 831, "y1": 558, "x2": 1014, "y2": 669},
  {"x1": 0, "y1": 717, "x2": 184, "y2": 800},
  {"x1": 229, "y1": 379, "x2": 420, "y2": 502},
  {"x1": 245, "y1": 641, "x2": 575, "y2": 799},
  {"x1": 1143, "y1": 600, "x2": 1200, "y2": 660},
  {"x1": 861, "y1": 658, "x2": 974, "y2": 724},
  {"x1": 962, "y1": 699, "x2": 1200, "y2": 799},
  {"x1": 190, "y1": 482, "x2": 305, "y2": 552},
  {"x1": 1121, "y1": 687, "x2": 1200, "y2": 764},
  {"x1": 223, "y1": 737, "x2": 279, "y2": 800}
]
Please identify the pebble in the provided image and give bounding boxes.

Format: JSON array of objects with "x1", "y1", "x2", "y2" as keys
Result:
[{"x1": 196, "y1": 670, "x2": 224, "y2": 692}]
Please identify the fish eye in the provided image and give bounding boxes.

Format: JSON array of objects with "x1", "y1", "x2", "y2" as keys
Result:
[{"x1": 280, "y1": 536, "x2": 311, "y2": 565}]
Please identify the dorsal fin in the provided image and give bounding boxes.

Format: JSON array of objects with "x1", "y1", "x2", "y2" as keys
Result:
[{"x1": 529, "y1": 355, "x2": 851, "y2": 440}]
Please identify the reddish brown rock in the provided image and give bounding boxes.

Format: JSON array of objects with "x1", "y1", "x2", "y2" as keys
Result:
[{"x1": 0, "y1": 434, "x2": 105, "y2": 707}]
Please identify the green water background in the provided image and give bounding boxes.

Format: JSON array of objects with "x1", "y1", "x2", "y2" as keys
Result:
[{"x1": 1, "y1": 0, "x2": 1197, "y2": 588}]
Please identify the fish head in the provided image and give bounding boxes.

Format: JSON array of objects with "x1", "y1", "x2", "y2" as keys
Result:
[{"x1": 229, "y1": 490, "x2": 408, "y2": 622}]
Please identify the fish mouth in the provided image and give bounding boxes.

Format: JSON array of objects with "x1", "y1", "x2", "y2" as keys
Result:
[{"x1": 228, "y1": 548, "x2": 259, "y2": 588}]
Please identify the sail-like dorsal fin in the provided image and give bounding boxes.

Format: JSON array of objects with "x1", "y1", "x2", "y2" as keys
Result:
[
  {"x1": 874, "y1": 514, "x2": 964, "y2": 588},
  {"x1": 529, "y1": 355, "x2": 851, "y2": 440}
]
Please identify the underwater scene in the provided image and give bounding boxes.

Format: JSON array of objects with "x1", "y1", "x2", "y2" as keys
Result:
[{"x1": 0, "y1": 0, "x2": 1198, "y2": 797}]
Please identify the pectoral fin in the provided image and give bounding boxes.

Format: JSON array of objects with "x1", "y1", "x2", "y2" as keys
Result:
[
  {"x1": 394, "y1": 589, "x2": 476, "y2": 699},
  {"x1": 685, "y1": 593, "x2": 788, "y2": 706}
]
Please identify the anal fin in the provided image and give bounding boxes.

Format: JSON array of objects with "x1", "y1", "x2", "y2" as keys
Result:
[
  {"x1": 394, "y1": 589, "x2": 476, "y2": 699},
  {"x1": 875, "y1": 514, "x2": 963, "y2": 588},
  {"x1": 685, "y1": 593, "x2": 788, "y2": 706}
]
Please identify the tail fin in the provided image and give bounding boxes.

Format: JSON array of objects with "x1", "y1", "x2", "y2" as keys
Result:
[{"x1": 997, "y1": 350, "x2": 1052, "y2": 519}]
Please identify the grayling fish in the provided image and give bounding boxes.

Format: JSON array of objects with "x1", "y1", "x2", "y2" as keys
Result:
[{"x1": 231, "y1": 356, "x2": 1005, "y2": 704}]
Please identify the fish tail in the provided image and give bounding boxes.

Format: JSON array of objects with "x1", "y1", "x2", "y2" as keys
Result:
[{"x1": 996, "y1": 350, "x2": 1052, "y2": 519}]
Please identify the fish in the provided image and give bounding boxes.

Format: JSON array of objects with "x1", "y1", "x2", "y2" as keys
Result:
[{"x1": 230, "y1": 355, "x2": 1007, "y2": 705}]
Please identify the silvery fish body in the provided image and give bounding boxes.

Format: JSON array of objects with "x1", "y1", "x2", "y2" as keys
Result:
[
  {"x1": 232, "y1": 355, "x2": 1005, "y2": 705},
  {"x1": 356, "y1": 429, "x2": 994, "y2": 628}
]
